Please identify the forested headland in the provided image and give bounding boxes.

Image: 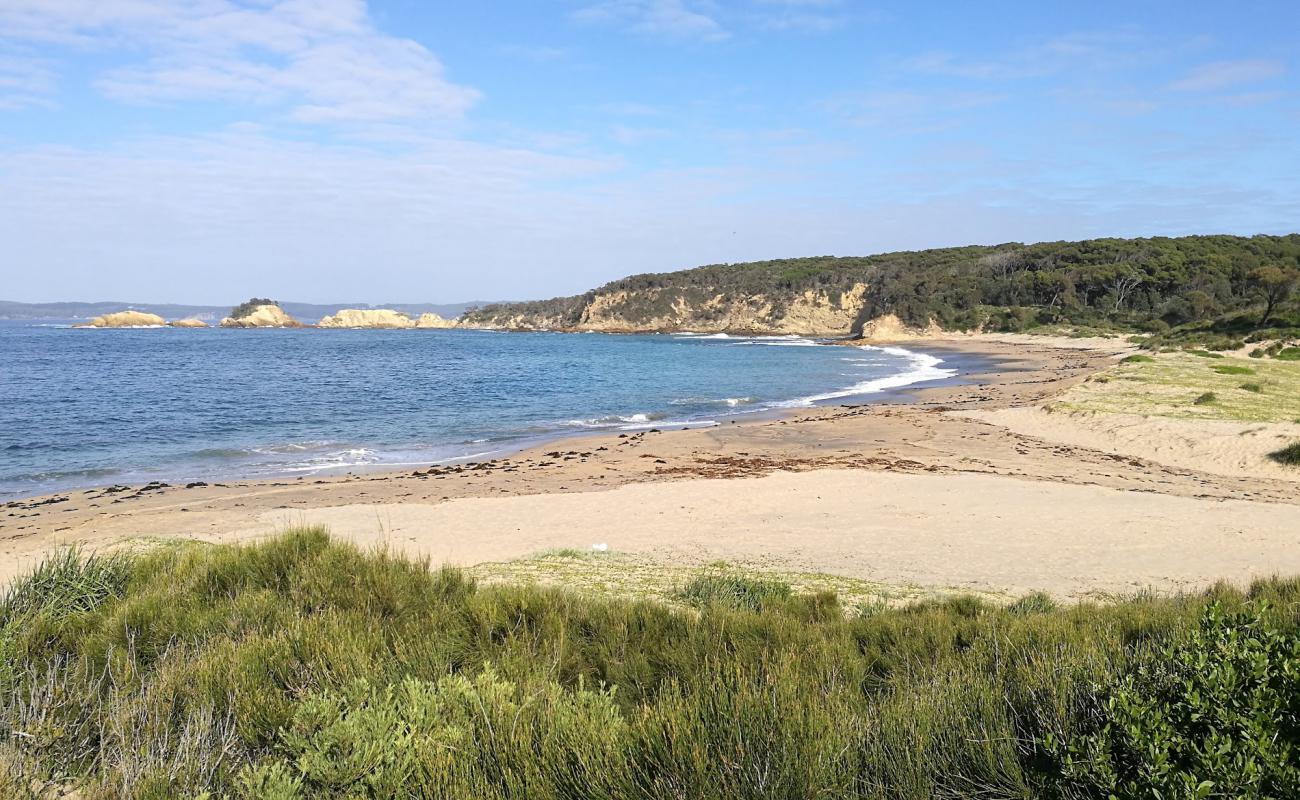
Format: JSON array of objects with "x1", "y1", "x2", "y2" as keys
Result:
[{"x1": 463, "y1": 234, "x2": 1300, "y2": 346}]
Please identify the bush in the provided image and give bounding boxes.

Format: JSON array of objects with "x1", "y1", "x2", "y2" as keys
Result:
[
  {"x1": 1121, "y1": 354, "x2": 1154, "y2": 363},
  {"x1": 1052, "y1": 601, "x2": 1300, "y2": 797},
  {"x1": 678, "y1": 572, "x2": 793, "y2": 611},
  {"x1": 1240, "y1": 382, "x2": 1264, "y2": 393},
  {"x1": 1270, "y1": 442, "x2": 1300, "y2": 466},
  {"x1": 4, "y1": 531, "x2": 1300, "y2": 799},
  {"x1": 1277, "y1": 347, "x2": 1300, "y2": 361},
  {"x1": 1193, "y1": 392, "x2": 1217, "y2": 405}
]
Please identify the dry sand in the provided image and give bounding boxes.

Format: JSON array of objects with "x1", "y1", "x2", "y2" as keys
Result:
[
  {"x1": 4, "y1": 334, "x2": 1298, "y2": 599},
  {"x1": 964, "y1": 406, "x2": 1300, "y2": 482}
]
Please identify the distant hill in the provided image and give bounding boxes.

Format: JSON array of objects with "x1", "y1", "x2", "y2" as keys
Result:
[
  {"x1": 462, "y1": 234, "x2": 1300, "y2": 342},
  {"x1": 0, "y1": 300, "x2": 498, "y2": 323}
]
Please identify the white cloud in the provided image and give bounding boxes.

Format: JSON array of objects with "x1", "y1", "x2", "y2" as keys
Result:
[
  {"x1": 0, "y1": 51, "x2": 57, "y2": 111},
  {"x1": 751, "y1": 0, "x2": 846, "y2": 33},
  {"x1": 0, "y1": 0, "x2": 479, "y2": 124},
  {"x1": 1168, "y1": 59, "x2": 1285, "y2": 92},
  {"x1": 572, "y1": 0, "x2": 729, "y2": 42},
  {"x1": 906, "y1": 31, "x2": 1152, "y2": 81}
]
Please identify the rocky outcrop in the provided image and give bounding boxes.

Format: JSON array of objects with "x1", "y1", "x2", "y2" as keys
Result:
[
  {"x1": 463, "y1": 283, "x2": 868, "y2": 336},
  {"x1": 853, "y1": 313, "x2": 944, "y2": 342},
  {"x1": 169, "y1": 318, "x2": 209, "y2": 328},
  {"x1": 77, "y1": 311, "x2": 166, "y2": 328},
  {"x1": 317, "y1": 309, "x2": 415, "y2": 329},
  {"x1": 414, "y1": 312, "x2": 456, "y2": 329},
  {"x1": 219, "y1": 304, "x2": 302, "y2": 328}
]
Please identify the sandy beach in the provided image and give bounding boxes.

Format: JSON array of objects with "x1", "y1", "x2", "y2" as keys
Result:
[{"x1": 4, "y1": 334, "x2": 1298, "y2": 599}]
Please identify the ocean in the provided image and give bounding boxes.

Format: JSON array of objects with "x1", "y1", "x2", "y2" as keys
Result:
[{"x1": 0, "y1": 323, "x2": 964, "y2": 499}]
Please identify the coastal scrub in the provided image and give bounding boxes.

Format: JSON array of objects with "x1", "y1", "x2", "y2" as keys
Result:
[{"x1": 4, "y1": 530, "x2": 1300, "y2": 798}]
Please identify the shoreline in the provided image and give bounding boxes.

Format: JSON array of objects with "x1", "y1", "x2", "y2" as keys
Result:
[
  {"x1": 5, "y1": 333, "x2": 1299, "y2": 598},
  {"x1": 0, "y1": 334, "x2": 986, "y2": 501}
]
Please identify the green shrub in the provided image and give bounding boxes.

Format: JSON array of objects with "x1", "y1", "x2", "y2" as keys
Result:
[
  {"x1": 678, "y1": 572, "x2": 793, "y2": 611},
  {"x1": 1239, "y1": 382, "x2": 1264, "y2": 393},
  {"x1": 1277, "y1": 347, "x2": 1300, "y2": 361},
  {"x1": 3, "y1": 532, "x2": 1299, "y2": 799},
  {"x1": 1121, "y1": 354, "x2": 1154, "y2": 363},
  {"x1": 1007, "y1": 592, "x2": 1058, "y2": 615},
  {"x1": 1188, "y1": 349, "x2": 1225, "y2": 359},
  {"x1": 1270, "y1": 442, "x2": 1300, "y2": 466},
  {"x1": 1052, "y1": 601, "x2": 1300, "y2": 797},
  {"x1": 1211, "y1": 364, "x2": 1254, "y2": 375},
  {"x1": 1193, "y1": 392, "x2": 1217, "y2": 405}
]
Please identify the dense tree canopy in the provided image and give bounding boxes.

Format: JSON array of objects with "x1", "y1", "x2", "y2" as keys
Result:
[{"x1": 464, "y1": 234, "x2": 1300, "y2": 338}]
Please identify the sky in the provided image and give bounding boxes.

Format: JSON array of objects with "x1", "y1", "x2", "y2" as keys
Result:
[{"x1": 1, "y1": 1, "x2": 1297, "y2": 304}]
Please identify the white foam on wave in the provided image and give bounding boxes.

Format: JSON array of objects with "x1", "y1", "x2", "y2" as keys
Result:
[
  {"x1": 669, "y1": 396, "x2": 754, "y2": 408},
  {"x1": 776, "y1": 345, "x2": 956, "y2": 407}
]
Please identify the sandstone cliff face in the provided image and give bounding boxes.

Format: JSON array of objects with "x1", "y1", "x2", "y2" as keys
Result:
[
  {"x1": 414, "y1": 312, "x2": 456, "y2": 329},
  {"x1": 219, "y1": 305, "x2": 302, "y2": 328},
  {"x1": 465, "y1": 283, "x2": 868, "y2": 336},
  {"x1": 317, "y1": 309, "x2": 415, "y2": 329},
  {"x1": 169, "y1": 318, "x2": 209, "y2": 328},
  {"x1": 78, "y1": 311, "x2": 166, "y2": 328}
]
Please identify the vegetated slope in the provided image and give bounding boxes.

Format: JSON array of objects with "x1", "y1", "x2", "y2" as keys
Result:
[
  {"x1": 462, "y1": 234, "x2": 1300, "y2": 338},
  {"x1": 3, "y1": 529, "x2": 1299, "y2": 798}
]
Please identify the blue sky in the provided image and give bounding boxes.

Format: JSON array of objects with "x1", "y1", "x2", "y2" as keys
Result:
[{"x1": 1, "y1": 1, "x2": 1297, "y2": 304}]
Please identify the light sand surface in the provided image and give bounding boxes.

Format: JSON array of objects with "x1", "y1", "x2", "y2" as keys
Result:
[
  {"x1": 252, "y1": 470, "x2": 1300, "y2": 600},
  {"x1": 5, "y1": 334, "x2": 1299, "y2": 599},
  {"x1": 964, "y1": 407, "x2": 1300, "y2": 482}
]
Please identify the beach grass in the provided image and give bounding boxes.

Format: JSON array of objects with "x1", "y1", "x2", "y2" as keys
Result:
[
  {"x1": 1270, "y1": 442, "x2": 1300, "y2": 466},
  {"x1": 1063, "y1": 351, "x2": 1300, "y2": 423},
  {"x1": 4, "y1": 529, "x2": 1300, "y2": 799}
]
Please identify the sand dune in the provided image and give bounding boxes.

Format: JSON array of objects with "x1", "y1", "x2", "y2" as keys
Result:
[{"x1": 964, "y1": 406, "x2": 1300, "y2": 482}]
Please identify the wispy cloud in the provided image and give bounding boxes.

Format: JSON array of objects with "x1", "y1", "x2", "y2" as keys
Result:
[
  {"x1": 1168, "y1": 59, "x2": 1285, "y2": 91},
  {"x1": 906, "y1": 30, "x2": 1151, "y2": 81},
  {"x1": 0, "y1": 50, "x2": 57, "y2": 111},
  {"x1": 0, "y1": 0, "x2": 479, "y2": 124},
  {"x1": 824, "y1": 89, "x2": 1007, "y2": 130},
  {"x1": 751, "y1": 0, "x2": 848, "y2": 33},
  {"x1": 572, "y1": 0, "x2": 729, "y2": 42}
]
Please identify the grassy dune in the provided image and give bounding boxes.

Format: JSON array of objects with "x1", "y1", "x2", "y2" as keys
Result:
[
  {"x1": 2, "y1": 530, "x2": 1299, "y2": 799},
  {"x1": 1057, "y1": 350, "x2": 1300, "y2": 423}
]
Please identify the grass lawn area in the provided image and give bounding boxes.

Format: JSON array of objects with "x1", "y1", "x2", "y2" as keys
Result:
[{"x1": 1055, "y1": 351, "x2": 1300, "y2": 423}]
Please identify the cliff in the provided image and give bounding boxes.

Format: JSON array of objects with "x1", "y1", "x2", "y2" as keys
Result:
[
  {"x1": 317, "y1": 309, "x2": 415, "y2": 329},
  {"x1": 219, "y1": 305, "x2": 302, "y2": 328},
  {"x1": 77, "y1": 310, "x2": 166, "y2": 328}
]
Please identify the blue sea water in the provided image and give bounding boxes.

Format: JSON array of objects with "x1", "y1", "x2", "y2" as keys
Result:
[{"x1": 0, "y1": 323, "x2": 961, "y2": 499}]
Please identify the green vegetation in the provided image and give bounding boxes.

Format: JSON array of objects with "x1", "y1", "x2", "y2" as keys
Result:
[
  {"x1": 227, "y1": 297, "x2": 278, "y2": 319},
  {"x1": 1270, "y1": 442, "x2": 1300, "y2": 466},
  {"x1": 1055, "y1": 352, "x2": 1300, "y2": 423},
  {"x1": 464, "y1": 234, "x2": 1300, "y2": 343},
  {"x1": 1121, "y1": 353, "x2": 1154, "y2": 363},
  {"x1": 4, "y1": 530, "x2": 1300, "y2": 799},
  {"x1": 677, "y1": 570, "x2": 795, "y2": 611},
  {"x1": 1194, "y1": 391, "x2": 1217, "y2": 405}
]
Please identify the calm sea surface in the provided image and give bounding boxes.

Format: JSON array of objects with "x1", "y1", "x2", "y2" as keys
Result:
[{"x1": 0, "y1": 323, "x2": 961, "y2": 499}]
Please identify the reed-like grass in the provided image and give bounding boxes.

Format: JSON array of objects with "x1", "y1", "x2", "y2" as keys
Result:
[{"x1": 2, "y1": 529, "x2": 1297, "y2": 799}]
